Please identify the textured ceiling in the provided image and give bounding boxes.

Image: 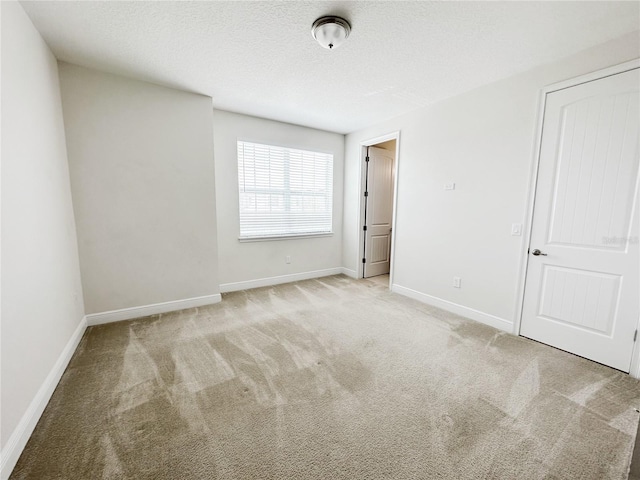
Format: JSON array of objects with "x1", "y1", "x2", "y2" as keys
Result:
[{"x1": 20, "y1": 1, "x2": 640, "y2": 134}]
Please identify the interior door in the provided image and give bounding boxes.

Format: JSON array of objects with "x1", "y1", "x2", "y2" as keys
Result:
[
  {"x1": 364, "y1": 146, "x2": 395, "y2": 278},
  {"x1": 520, "y1": 67, "x2": 639, "y2": 372}
]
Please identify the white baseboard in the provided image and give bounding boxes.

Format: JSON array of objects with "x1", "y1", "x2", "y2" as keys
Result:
[
  {"x1": 85, "y1": 293, "x2": 222, "y2": 326},
  {"x1": 220, "y1": 267, "x2": 343, "y2": 293},
  {"x1": 340, "y1": 267, "x2": 358, "y2": 279},
  {"x1": 391, "y1": 284, "x2": 513, "y2": 333},
  {"x1": 1, "y1": 316, "x2": 87, "y2": 480}
]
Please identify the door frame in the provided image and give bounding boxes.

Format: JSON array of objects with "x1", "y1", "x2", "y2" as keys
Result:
[
  {"x1": 513, "y1": 58, "x2": 640, "y2": 378},
  {"x1": 357, "y1": 131, "x2": 401, "y2": 285}
]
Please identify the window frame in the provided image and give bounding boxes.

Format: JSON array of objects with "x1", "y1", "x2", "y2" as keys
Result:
[{"x1": 236, "y1": 140, "x2": 335, "y2": 241}]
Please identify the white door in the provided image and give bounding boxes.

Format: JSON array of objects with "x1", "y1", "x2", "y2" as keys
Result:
[
  {"x1": 364, "y1": 146, "x2": 395, "y2": 278},
  {"x1": 521, "y1": 68, "x2": 639, "y2": 372}
]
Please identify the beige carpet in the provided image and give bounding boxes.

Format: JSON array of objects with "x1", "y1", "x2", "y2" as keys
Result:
[{"x1": 11, "y1": 275, "x2": 640, "y2": 479}]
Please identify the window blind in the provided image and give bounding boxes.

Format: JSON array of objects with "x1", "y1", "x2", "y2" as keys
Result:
[{"x1": 237, "y1": 141, "x2": 334, "y2": 239}]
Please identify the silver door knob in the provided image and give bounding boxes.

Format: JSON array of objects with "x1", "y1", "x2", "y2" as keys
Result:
[{"x1": 531, "y1": 249, "x2": 547, "y2": 256}]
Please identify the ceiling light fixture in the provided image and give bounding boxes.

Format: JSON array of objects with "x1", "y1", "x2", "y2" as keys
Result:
[{"x1": 311, "y1": 16, "x2": 351, "y2": 50}]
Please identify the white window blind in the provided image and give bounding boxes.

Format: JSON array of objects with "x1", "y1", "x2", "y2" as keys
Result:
[{"x1": 237, "y1": 141, "x2": 333, "y2": 239}]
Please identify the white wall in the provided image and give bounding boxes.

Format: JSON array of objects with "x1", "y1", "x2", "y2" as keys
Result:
[
  {"x1": 374, "y1": 139, "x2": 396, "y2": 151},
  {"x1": 213, "y1": 110, "x2": 344, "y2": 289},
  {"x1": 1, "y1": 0, "x2": 85, "y2": 460},
  {"x1": 344, "y1": 31, "x2": 640, "y2": 330},
  {"x1": 58, "y1": 63, "x2": 220, "y2": 315}
]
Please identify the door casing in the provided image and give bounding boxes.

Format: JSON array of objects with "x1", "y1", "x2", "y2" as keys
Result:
[
  {"x1": 514, "y1": 58, "x2": 640, "y2": 378},
  {"x1": 357, "y1": 132, "x2": 401, "y2": 285}
]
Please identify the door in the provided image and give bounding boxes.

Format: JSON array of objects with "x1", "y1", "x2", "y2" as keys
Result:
[
  {"x1": 520, "y1": 68, "x2": 639, "y2": 372},
  {"x1": 364, "y1": 146, "x2": 395, "y2": 278}
]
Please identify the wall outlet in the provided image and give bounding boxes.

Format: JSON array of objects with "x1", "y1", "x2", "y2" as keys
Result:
[
  {"x1": 453, "y1": 276, "x2": 461, "y2": 288},
  {"x1": 444, "y1": 182, "x2": 456, "y2": 191},
  {"x1": 285, "y1": 255, "x2": 291, "y2": 264},
  {"x1": 511, "y1": 223, "x2": 522, "y2": 236}
]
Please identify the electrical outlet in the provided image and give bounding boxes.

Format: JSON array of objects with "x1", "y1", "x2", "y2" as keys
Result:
[
  {"x1": 444, "y1": 182, "x2": 456, "y2": 191},
  {"x1": 453, "y1": 276, "x2": 461, "y2": 288},
  {"x1": 285, "y1": 255, "x2": 291, "y2": 264},
  {"x1": 511, "y1": 223, "x2": 522, "y2": 236}
]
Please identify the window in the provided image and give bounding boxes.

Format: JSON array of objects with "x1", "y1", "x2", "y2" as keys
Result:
[{"x1": 237, "y1": 141, "x2": 333, "y2": 239}]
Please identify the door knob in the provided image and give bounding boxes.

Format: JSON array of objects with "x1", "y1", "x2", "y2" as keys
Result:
[{"x1": 531, "y1": 249, "x2": 547, "y2": 256}]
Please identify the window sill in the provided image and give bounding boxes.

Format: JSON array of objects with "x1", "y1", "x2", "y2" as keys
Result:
[{"x1": 238, "y1": 232, "x2": 334, "y2": 243}]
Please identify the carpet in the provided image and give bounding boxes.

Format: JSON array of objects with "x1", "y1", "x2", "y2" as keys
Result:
[{"x1": 11, "y1": 275, "x2": 640, "y2": 479}]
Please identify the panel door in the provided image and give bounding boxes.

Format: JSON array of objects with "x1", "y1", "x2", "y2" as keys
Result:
[
  {"x1": 520, "y1": 68, "x2": 639, "y2": 371},
  {"x1": 364, "y1": 147, "x2": 395, "y2": 278}
]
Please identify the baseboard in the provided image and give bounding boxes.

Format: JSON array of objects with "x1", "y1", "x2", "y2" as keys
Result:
[
  {"x1": 85, "y1": 293, "x2": 222, "y2": 326},
  {"x1": 220, "y1": 267, "x2": 343, "y2": 293},
  {"x1": 0, "y1": 315, "x2": 87, "y2": 480},
  {"x1": 340, "y1": 267, "x2": 358, "y2": 279},
  {"x1": 391, "y1": 284, "x2": 513, "y2": 333}
]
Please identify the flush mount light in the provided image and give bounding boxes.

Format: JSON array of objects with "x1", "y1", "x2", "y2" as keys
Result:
[{"x1": 311, "y1": 16, "x2": 351, "y2": 50}]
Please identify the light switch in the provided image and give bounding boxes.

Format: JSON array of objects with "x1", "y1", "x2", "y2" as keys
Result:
[{"x1": 511, "y1": 223, "x2": 522, "y2": 236}]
